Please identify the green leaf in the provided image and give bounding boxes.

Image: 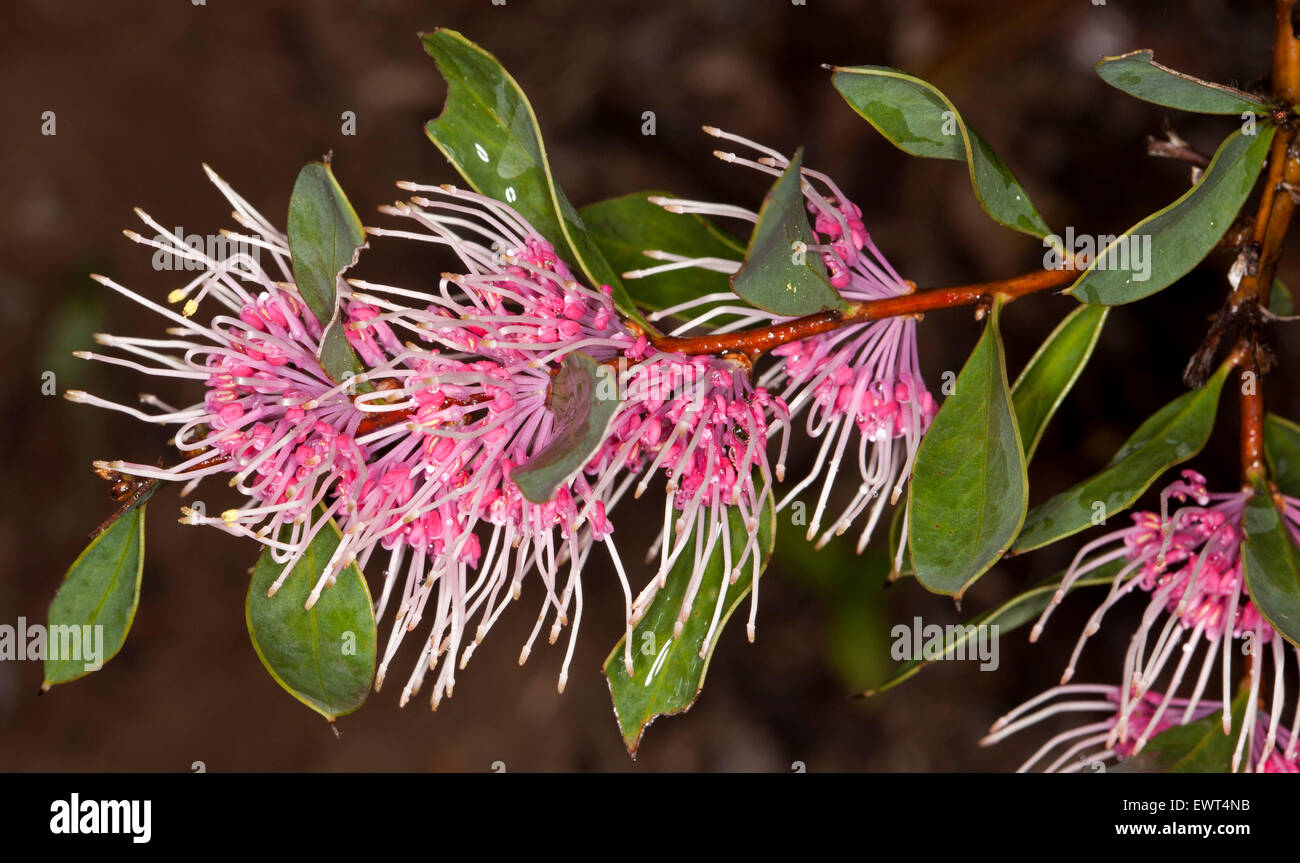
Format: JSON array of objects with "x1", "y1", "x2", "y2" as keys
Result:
[
  {"x1": 1264, "y1": 413, "x2": 1300, "y2": 497},
  {"x1": 579, "y1": 190, "x2": 748, "y2": 322},
  {"x1": 420, "y1": 29, "x2": 649, "y2": 330},
  {"x1": 511, "y1": 352, "x2": 623, "y2": 503},
  {"x1": 1011, "y1": 303, "x2": 1109, "y2": 462},
  {"x1": 246, "y1": 519, "x2": 377, "y2": 721},
  {"x1": 604, "y1": 491, "x2": 776, "y2": 757},
  {"x1": 317, "y1": 325, "x2": 367, "y2": 385},
  {"x1": 1013, "y1": 362, "x2": 1230, "y2": 554},
  {"x1": 729, "y1": 149, "x2": 848, "y2": 317},
  {"x1": 830, "y1": 65, "x2": 1051, "y2": 237},
  {"x1": 287, "y1": 160, "x2": 370, "y2": 386},
  {"x1": 1096, "y1": 50, "x2": 1273, "y2": 115},
  {"x1": 43, "y1": 504, "x2": 146, "y2": 688},
  {"x1": 1069, "y1": 125, "x2": 1276, "y2": 304},
  {"x1": 1111, "y1": 690, "x2": 1248, "y2": 773},
  {"x1": 908, "y1": 297, "x2": 1027, "y2": 598},
  {"x1": 1241, "y1": 483, "x2": 1300, "y2": 648},
  {"x1": 866, "y1": 561, "x2": 1122, "y2": 696},
  {"x1": 1270, "y1": 278, "x2": 1294, "y2": 316}
]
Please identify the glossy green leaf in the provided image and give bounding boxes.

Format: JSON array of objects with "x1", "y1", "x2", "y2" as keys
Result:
[
  {"x1": 1241, "y1": 483, "x2": 1300, "y2": 648},
  {"x1": 729, "y1": 149, "x2": 848, "y2": 317},
  {"x1": 1011, "y1": 303, "x2": 1109, "y2": 462},
  {"x1": 44, "y1": 504, "x2": 147, "y2": 687},
  {"x1": 1270, "y1": 279, "x2": 1294, "y2": 316},
  {"x1": 579, "y1": 190, "x2": 748, "y2": 322},
  {"x1": 287, "y1": 160, "x2": 370, "y2": 386},
  {"x1": 247, "y1": 519, "x2": 377, "y2": 721},
  {"x1": 511, "y1": 352, "x2": 623, "y2": 503},
  {"x1": 1096, "y1": 50, "x2": 1273, "y2": 115},
  {"x1": 866, "y1": 562, "x2": 1122, "y2": 696},
  {"x1": 830, "y1": 65, "x2": 1051, "y2": 237},
  {"x1": 604, "y1": 491, "x2": 776, "y2": 757},
  {"x1": 1111, "y1": 690, "x2": 1247, "y2": 773},
  {"x1": 1264, "y1": 413, "x2": 1300, "y2": 497},
  {"x1": 908, "y1": 297, "x2": 1027, "y2": 598},
  {"x1": 420, "y1": 29, "x2": 649, "y2": 330},
  {"x1": 1069, "y1": 125, "x2": 1275, "y2": 304},
  {"x1": 1013, "y1": 362, "x2": 1230, "y2": 553},
  {"x1": 318, "y1": 326, "x2": 368, "y2": 385}
]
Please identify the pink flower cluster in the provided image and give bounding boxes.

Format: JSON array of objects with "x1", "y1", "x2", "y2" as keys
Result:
[
  {"x1": 74, "y1": 167, "x2": 806, "y2": 707},
  {"x1": 986, "y1": 470, "x2": 1300, "y2": 772},
  {"x1": 982, "y1": 684, "x2": 1297, "y2": 773},
  {"x1": 631, "y1": 129, "x2": 937, "y2": 554}
]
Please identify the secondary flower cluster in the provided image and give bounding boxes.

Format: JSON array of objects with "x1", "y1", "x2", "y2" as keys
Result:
[
  {"x1": 984, "y1": 471, "x2": 1300, "y2": 772},
  {"x1": 69, "y1": 139, "x2": 935, "y2": 709},
  {"x1": 629, "y1": 128, "x2": 937, "y2": 554}
]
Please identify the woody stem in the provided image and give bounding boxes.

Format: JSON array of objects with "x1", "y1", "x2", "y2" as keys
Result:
[
  {"x1": 647, "y1": 265, "x2": 1079, "y2": 360},
  {"x1": 1236, "y1": 0, "x2": 1300, "y2": 484}
]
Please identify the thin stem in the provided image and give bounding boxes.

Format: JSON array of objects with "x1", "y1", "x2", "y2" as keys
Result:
[
  {"x1": 1230, "y1": 0, "x2": 1300, "y2": 481},
  {"x1": 648, "y1": 265, "x2": 1079, "y2": 360},
  {"x1": 1233, "y1": 126, "x2": 1297, "y2": 313},
  {"x1": 1276, "y1": 0, "x2": 1300, "y2": 104},
  {"x1": 1241, "y1": 346, "x2": 1266, "y2": 486}
]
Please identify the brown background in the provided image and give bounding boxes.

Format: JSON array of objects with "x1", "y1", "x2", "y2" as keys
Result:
[{"x1": 1, "y1": 0, "x2": 1295, "y2": 772}]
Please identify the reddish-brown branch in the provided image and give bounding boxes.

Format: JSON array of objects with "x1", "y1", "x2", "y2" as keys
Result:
[
  {"x1": 1228, "y1": 0, "x2": 1300, "y2": 481},
  {"x1": 1241, "y1": 347, "x2": 1266, "y2": 485},
  {"x1": 355, "y1": 393, "x2": 492, "y2": 435},
  {"x1": 649, "y1": 265, "x2": 1079, "y2": 359},
  {"x1": 1186, "y1": 128, "x2": 1297, "y2": 389},
  {"x1": 1276, "y1": 0, "x2": 1300, "y2": 104},
  {"x1": 1235, "y1": 127, "x2": 1298, "y2": 312}
]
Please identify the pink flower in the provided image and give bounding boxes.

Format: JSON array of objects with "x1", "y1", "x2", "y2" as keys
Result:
[
  {"x1": 365, "y1": 184, "x2": 784, "y2": 677},
  {"x1": 981, "y1": 683, "x2": 1298, "y2": 773},
  {"x1": 68, "y1": 168, "x2": 373, "y2": 542},
  {"x1": 69, "y1": 167, "x2": 803, "y2": 710},
  {"x1": 627, "y1": 129, "x2": 936, "y2": 553},
  {"x1": 1019, "y1": 470, "x2": 1300, "y2": 771},
  {"x1": 616, "y1": 352, "x2": 787, "y2": 644},
  {"x1": 70, "y1": 171, "x2": 647, "y2": 706}
]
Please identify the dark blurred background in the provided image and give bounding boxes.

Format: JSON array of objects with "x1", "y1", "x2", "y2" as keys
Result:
[{"x1": 2, "y1": 0, "x2": 1296, "y2": 772}]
